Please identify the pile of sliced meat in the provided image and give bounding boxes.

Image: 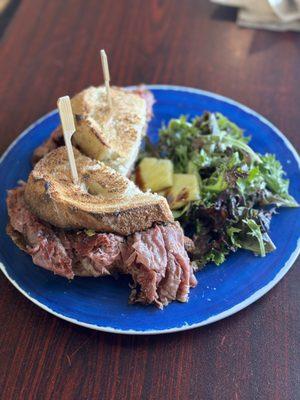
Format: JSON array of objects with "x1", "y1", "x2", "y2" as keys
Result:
[{"x1": 7, "y1": 186, "x2": 197, "y2": 308}]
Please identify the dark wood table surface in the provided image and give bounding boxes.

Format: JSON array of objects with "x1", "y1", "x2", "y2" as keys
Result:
[{"x1": 0, "y1": 1, "x2": 299, "y2": 399}]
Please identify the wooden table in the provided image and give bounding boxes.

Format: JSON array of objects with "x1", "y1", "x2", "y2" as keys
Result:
[{"x1": 0, "y1": 1, "x2": 299, "y2": 399}]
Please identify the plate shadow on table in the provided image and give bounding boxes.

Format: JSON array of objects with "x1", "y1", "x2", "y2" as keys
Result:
[
  {"x1": 210, "y1": 5, "x2": 237, "y2": 22},
  {"x1": 248, "y1": 30, "x2": 300, "y2": 55}
]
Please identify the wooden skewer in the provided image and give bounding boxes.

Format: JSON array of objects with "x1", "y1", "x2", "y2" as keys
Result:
[
  {"x1": 57, "y1": 96, "x2": 79, "y2": 184},
  {"x1": 100, "y1": 49, "x2": 112, "y2": 109}
]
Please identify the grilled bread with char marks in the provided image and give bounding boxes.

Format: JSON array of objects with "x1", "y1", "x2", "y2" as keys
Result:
[{"x1": 25, "y1": 147, "x2": 173, "y2": 236}]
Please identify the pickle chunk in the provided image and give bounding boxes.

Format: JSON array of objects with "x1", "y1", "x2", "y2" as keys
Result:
[
  {"x1": 166, "y1": 174, "x2": 200, "y2": 209},
  {"x1": 137, "y1": 157, "x2": 173, "y2": 192}
]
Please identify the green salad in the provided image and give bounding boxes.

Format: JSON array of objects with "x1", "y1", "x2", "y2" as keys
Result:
[{"x1": 138, "y1": 112, "x2": 298, "y2": 268}]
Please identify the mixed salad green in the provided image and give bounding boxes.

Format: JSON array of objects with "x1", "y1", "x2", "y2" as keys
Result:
[{"x1": 143, "y1": 112, "x2": 298, "y2": 268}]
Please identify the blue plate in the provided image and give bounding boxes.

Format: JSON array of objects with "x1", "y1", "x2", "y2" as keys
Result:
[{"x1": 1, "y1": 85, "x2": 299, "y2": 334}]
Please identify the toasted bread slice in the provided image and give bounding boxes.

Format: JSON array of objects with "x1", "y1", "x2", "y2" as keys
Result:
[
  {"x1": 61, "y1": 86, "x2": 147, "y2": 175},
  {"x1": 24, "y1": 147, "x2": 173, "y2": 235},
  {"x1": 31, "y1": 86, "x2": 154, "y2": 169}
]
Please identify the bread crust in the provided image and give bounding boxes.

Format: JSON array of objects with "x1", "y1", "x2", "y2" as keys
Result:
[
  {"x1": 24, "y1": 147, "x2": 173, "y2": 235},
  {"x1": 51, "y1": 86, "x2": 147, "y2": 175}
]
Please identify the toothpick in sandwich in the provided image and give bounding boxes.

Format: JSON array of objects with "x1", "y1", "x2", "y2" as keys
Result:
[
  {"x1": 57, "y1": 96, "x2": 79, "y2": 184},
  {"x1": 100, "y1": 49, "x2": 112, "y2": 110}
]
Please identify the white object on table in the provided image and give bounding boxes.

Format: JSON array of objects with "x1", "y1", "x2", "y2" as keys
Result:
[
  {"x1": 269, "y1": 0, "x2": 300, "y2": 22},
  {"x1": 211, "y1": 0, "x2": 300, "y2": 31}
]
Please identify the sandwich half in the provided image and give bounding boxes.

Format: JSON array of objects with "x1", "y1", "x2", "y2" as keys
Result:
[
  {"x1": 32, "y1": 86, "x2": 155, "y2": 176},
  {"x1": 7, "y1": 147, "x2": 197, "y2": 308}
]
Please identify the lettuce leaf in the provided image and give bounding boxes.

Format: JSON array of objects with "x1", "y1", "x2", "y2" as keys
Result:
[{"x1": 142, "y1": 111, "x2": 298, "y2": 268}]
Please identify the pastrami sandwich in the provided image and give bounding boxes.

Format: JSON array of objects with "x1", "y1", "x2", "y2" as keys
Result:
[
  {"x1": 7, "y1": 147, "x2": 197, "y2": 308},
  {"x1": 32, "y1": 86, "x2": 155, "y2": 176}
]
